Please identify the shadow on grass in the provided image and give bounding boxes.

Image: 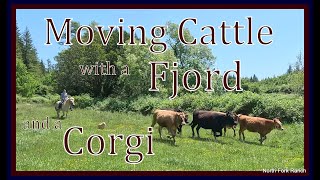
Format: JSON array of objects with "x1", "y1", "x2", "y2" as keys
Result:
[
  {"x1": 242, "y1": 140, "x2": 262, "y2": 146},
  {"x1": 189, "y1": 136, "x2": 229, "y2": 145},
  {"x1": 153, "y1": 138, "x2": 177, "y2": 146},
  {"x1": 240, "y1": 140, "x2": 278, "y2": 148},
  {"x1": 50, "y1": 116, "x2": 66, "y2": 120}
]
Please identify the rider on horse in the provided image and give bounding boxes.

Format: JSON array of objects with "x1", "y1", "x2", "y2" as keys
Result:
[{"x1": 59, "y1": 89, "x2": 68, "y2": 109}]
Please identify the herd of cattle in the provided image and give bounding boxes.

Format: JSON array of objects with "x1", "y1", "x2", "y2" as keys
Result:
[{"x1": 151, "y1": 109, "x2": 284, "y2": 145}]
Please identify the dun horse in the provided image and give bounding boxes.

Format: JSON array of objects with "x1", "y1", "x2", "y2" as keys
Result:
[{"x1": 55, "y1": 97, "x2": 75, "y2": 119}]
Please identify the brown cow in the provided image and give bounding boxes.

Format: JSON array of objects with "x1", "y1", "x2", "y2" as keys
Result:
[
  {"x1": 159, "y1": 108, "x2": 189, "y2": 135},
  {"x1": 151, "y1": 109, "x2": 187, "y2": 145},
  {"x1": 238, "y1": 114, "x2": 284, "y2": 144}
]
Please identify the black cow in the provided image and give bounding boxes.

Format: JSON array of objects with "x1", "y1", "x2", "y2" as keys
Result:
[
  {"x1": 159, "y1": 108, "x2": 188, "y2": 135},
  {"x1": 190, "y1": 110, "x2": 238, "y2": 140}
]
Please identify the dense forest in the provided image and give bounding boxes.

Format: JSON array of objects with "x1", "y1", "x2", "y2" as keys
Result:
[{"x1": 16, "y1": 21, "x2": 304, "y2": 123}]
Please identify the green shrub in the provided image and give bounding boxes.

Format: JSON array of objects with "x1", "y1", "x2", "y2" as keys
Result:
[
  {"x1": 96, "y1": 97, "x2": 130, "y2": 112},
  {"x1": 29, "y1": 96, "x2": 50, "y2": 104},
  {"x1": 73, "y1": 94, "x2": 94, "y2": 109},
  {"x1": 130, "y1": 96, "x2": 160, "y2": 115},
  {"x1": 44, "y1": 94, "x2": 60, "y2": 104},
  {"x1": 127, "y1": 92, "x2": 304, "y2": 123},
  {"x1": 16, "y1": 94, "x2": 28, "y2": 103}
]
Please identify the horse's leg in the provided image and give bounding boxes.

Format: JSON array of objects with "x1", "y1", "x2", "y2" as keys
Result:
[{"x1": 57, "y1": 110, "x2": 60, "y2": 119}]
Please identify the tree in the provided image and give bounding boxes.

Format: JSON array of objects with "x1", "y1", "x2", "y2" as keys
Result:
[
  {"x1": 165, "y1": 22, "x2": 216, "y2": 92},
  {"x1": 54, "y1": 21, "x2": 130, "y2": 97},
  {"x1": 250, "y1": 74, "x2": 258, "y2": 82},
  {"x1": 16, "y1": 22, "x2": 23, "y2": 59},
  {"x1": 287, "y1": 65, "x2": 293, "y2": 74},
  {"x1": 21, "y1": 28, "x2": 37, "y2": 68},
  {"x1": 58, "y1": 21, "x2": 81, "y2": 45},
  {"x1": 54, "y1": 33, "x2": 107, "y2": 96},
  {"x1": 16, "y1": 58, "x2": 39, "y2": 97},
  {"x1": 40, "y1": 60, "x2": 46, "y2": 74},
  {"x1": 46, "y1": 59, "x2": 54, "y2": 72},
  {"x1": 116, "y1": 41, "x2": 177, "y2": 98},
  {"x1": 166, "y1": 22, "x2": 216, "y2": 70},
  {"x1": 16, "y1": 26, "x2": 49, "y2": 96},
  {"x1": 21, "y1": 27, "x2": 43, "y2": 75},
  {"x1": 294, "y1": 51, "x2": 304, "y2": 72}
]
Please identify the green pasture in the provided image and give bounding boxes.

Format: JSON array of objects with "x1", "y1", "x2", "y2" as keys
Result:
[{"x1": 16, "y1": 103, "x2": 304, "y2": 171}]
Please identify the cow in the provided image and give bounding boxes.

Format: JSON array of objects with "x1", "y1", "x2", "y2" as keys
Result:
[
  {"x1": 159, "y1": 108, "x2": 189, "y2": 135},
  {"x1": 190, "y1": 110, "x2": 238, "y2": 140},
  {"x1": 237, "y1": 114, "x2": 284, "y2": 144},
  {"x1": 151, "y1": 109, "x2": 188, "y2": 145}
]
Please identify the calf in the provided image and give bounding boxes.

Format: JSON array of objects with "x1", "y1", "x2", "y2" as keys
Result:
[
  {"x1": 191, "y1": 110, "x2": 238, "y2": 140},
  {"x1": 151, "y1": 109, "x2": 187, "y2": 145},
  {"x1": 237, "y1": 114, "x2": 284, "y2": 144}
]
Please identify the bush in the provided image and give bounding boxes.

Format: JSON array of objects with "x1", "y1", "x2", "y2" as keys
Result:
[
  {"x1": 16, "y1": 58, "x2": 40, "y2": 97},
  {"x1": 16, "y1": 94, "x2": 28, "y2": 103},
  {"x1": 44, "y1": 94, "x2": 60, "y2": 104},
  {"x1": 29, "y1": 96, "x2": 50, "y2": 104},
  {"x1": 73, "y1": 94, "x2": 95, "y2": 109},
  {"x1": 95, "y1": 97, "x2": 130, "y2": 112},
  {"x1": 16, "y1": 94, "x2": 58, "y2": 105},
  {"x1": 130, "y1": 96, "x2": 160, "y2": 115},
  {"x1": 126, "y1": 92, "x2": 304, "y2": 123}
]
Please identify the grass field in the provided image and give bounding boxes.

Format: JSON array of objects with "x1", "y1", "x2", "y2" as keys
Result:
[{"x1": 16, "y1": 103, "x2": 304, "y2": 171}]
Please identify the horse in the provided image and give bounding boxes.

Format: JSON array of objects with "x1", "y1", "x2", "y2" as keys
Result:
[{"x1": 55, "y1": 97, "x2": 75, "y2": 119}]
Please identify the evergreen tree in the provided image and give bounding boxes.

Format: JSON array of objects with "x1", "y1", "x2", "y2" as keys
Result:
[
  {"x1": 294, "y1": 51, "x2": 304, "y2": 72},
  {"x1": 16, "y1": 22, "x2": 23, "y2": 59},
  {"x1": 40, "y1": 60, "x2": 46, "y2": 74},
  {"x1": 46, "y1": 59, "x2": 53, "y2": 72},
  {"x1": 21, "y1": 27, "x2": 43, "y2": 75},
  {"x1": 252, "y1": 74, "x2": 258, "y2": 82},
  {"x1": 287, "y1": 65, "x2": 293, "y2": 74}
]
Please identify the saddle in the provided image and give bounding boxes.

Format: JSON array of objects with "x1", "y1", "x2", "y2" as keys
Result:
[{"x1": 58, "y1": 100, "x2": 73, "y2": 111}]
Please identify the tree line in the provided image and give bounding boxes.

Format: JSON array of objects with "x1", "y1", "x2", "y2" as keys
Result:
[{"x1": 16, "y1": 21, "x2": 216, "y2": 98}]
